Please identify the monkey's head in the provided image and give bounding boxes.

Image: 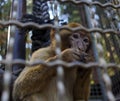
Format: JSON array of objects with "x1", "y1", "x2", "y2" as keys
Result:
[{"x1": 51, "y1": 23, "x2": 91, "y2": 54}]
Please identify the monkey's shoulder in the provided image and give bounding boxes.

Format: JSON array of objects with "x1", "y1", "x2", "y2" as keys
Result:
[{"x1": 31, "y1": 47, "x2": 55, "y2": 62}]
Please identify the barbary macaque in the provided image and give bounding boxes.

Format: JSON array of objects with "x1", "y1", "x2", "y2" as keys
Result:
[{"x1": 13, "y1": 23, "x2": 94, "y2": 101}]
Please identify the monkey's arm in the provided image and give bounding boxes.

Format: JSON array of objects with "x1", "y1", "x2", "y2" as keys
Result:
[
  {"x1": 13, "y1": 46, "x2": 55, "y2": 101},
  {"x1": 13, "y1": 48, "x2": 80, "y2": 101},
  {"x1": 13, "y1": 59, "x2": 56, "y2": 101},
  {"x1": 13, "y1": 49, "x2": 69, "y2": 101}
]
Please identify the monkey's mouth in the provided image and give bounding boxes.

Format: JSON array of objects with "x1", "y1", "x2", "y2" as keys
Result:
[{"x1": 80, "y1": 53, "x2": 88, "y2": 62}]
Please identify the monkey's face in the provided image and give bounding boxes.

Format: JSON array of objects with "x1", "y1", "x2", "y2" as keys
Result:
[
  {"x1": 70, "y1": 32, "x2": 90, "y2": 52},
  {"x1": 60, "y1": 31, "x2": 90, "y2": 53}
]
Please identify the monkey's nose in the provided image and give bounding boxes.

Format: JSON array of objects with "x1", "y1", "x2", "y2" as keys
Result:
[{"x1": 78, "y1": 39, "x2": 87, "y2": 52}]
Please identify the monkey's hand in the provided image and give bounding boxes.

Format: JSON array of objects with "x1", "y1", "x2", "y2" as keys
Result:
[{"x1": 61, "y1": 48, "x2": 89, "y2": 63}]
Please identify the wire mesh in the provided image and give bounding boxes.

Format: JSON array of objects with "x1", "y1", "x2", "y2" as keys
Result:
[{"x1": 0, "y1": 0, "x2": 120, "y2": 101}]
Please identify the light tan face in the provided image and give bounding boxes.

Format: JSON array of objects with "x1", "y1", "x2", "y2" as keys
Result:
[
  {"x1": 70, "y1": 32, "x2": 90, "y2": 52},
  {"x1": 60, "y1": 30, "x2": 90, "y2": 52}
]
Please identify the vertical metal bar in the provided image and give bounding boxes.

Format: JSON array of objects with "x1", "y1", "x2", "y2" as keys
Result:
[
  {"x1": 78, "y1": 4, "x2": 88, "y2": 27},
  {"x1": 1, "y1": 0, "x2": 17, "y2": 100},
  {"x1": 7, "y1": 0, "x2": 14, "y2": 52},
  {"x1": 17, "y1": 0, "x2": 26, "y2": 20},
  {"x1": 13, "y1": 0, "x2": 26, "y2": 74},
  {"x1": 84, "y1": 4, "x2": 108, "y2": 101},
  {"x1": 52, "y1": 1, "x2": 66, "y2": 101}
]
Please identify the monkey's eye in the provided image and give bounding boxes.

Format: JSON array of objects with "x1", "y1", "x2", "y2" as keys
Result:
[
  {"x1": 73, "y1": 34, "x2": 79, "y2": 39},
  {"x1": 83, "y1": 37, "x2": 89, "y2": 44}
]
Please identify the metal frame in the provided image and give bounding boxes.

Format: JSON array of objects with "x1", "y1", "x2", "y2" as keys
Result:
[{"x1": 0, "y1": 0, "x2": 120, "y2": 101}]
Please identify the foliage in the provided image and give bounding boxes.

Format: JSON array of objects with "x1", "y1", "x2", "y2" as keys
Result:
[
  {"x1": 0, "y1": 0, "x2": 11, "y2": 61},
  {"x1": 60, "y1": 2, "x2": 81, "y2": 23},
  {"x1": 0, "y1": 0, "x2": 11, "y2": 20}
]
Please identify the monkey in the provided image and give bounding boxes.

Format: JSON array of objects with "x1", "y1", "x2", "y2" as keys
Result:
[{"x1": 13, "y1": 23, "x2": 94, "y2": 101}]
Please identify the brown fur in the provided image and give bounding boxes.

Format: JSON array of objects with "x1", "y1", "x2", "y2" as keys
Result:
[{"x1": 13, "y1": 23, "x2": 94, "y2": 101}]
